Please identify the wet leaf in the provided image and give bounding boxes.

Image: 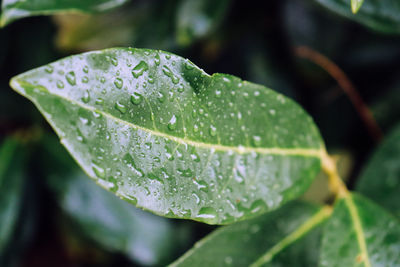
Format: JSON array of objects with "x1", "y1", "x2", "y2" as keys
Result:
[
  {"x1": 320, "y1": 193, "x2": 400, "y2": 267},
  {"x1": 0, "y1": 0, "x2": 129, "y2": 27},
  {"x1": 314, "y1": 0, "x2": 400, "y2": 33},
  {"x1": 356, "y1": 124, "x2": 400, "y2": 217},
  {"x1": 10, "y1": 48, "x2": 324, "y2": 224},
  {"x1": 170, "y1": 202, "x2": 331, "y2": 266}
]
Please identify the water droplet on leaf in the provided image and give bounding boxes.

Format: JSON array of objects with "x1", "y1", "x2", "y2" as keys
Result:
[
  {"x1": 66, "y1": 71, "x2": 76, "y2": 85},
  {"x1": 130, "y1": 92, "x2": 143, "y2": 105},
  {"x1": 115, "y1": 101, "x2": 127, "y2": 113},
  {"x1": 132, "y1": 61, "x2": 149, "y2": 78}
]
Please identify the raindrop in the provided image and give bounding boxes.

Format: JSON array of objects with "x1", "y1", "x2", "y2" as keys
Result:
[
  {"x1": 154, "y1": 54, "x2": 161, "y2": 66},
  {"x1": 66, "y1": 71, "x2": 76, "y2": 85},
  {"x1": 157, "y1": 92, "x2": 166, "y2": 103},
  {"x1": 115, "y1": 101, "x2": 127, "y2": 113},
  {"x1": 209, "y1": 125, "x2": 217, "y2": 137},
  {"x1": 193, "y1": 180, "x2": 208, "y2": 192},
  {"x1": 114, "y1": 77, "x2": 123, "y2": 89},
  {"x1": 110, "y1": 57, "x2": 118, "y2": 66},
  {"x1": 56, "y1": 80, "x2": 64, "y2": 89},
  {"x1": 132, "y1": 61, "x2": 149, "y2": 78},
  {"x1": 100, "y1": 77, "x2": 106, "y2": 83},
  {"x1": 250, "y1": 199, "x2": 267, "y2": 214},
  {"x1": 177, "y1": 168, "x2": 193, "y2": 177},
  {"x1": 148, "y1": 76, "x2": 155, "y2": 84},
  {"x1": 92, "y1": 162, "x2": 105, "y2": 178},
  {"x1": 83, "y1": 66, "x2": 89, "y2": 73},
  {"x1": 44, "y1": 65, "x2": 53, "y2": 73},
  {"x1": 196, "y1": 207, "x2": 218, "y2": 223},
  {"x1": 177, "y1": 84, "x2": 184, "y2": 92},
  {"x1": 168, "y1": 115, "x2": 177, "y2": 130},
  {"x1": 192, "y1": 193, "x2": 200, "y2": 204},
  {"x1": 269, "y1": 109, "x2": 276, "y2": 115},
  {"x1": 82, "y1": 76, "x2": 89, "y2": 83},
  {"x1": 123, "y1": 154, "x2": 144, "y2": 177},
  {"x1": 215, "y1": 90, "x2": 221, "y2": 98},
  {"x1": 184, "y1": 61, "x2": 194, "y2": 70},
  {"x1": 191, "y1": 152, "x2": 200, "y2": 162},
  {"x1": 95, "y1": 98, "x2": 104, "y2": 105},
  {"x1": 130, "y1": 92, "x2": 143, "y2": 105},
  {"x1": 162, "y1": 65, "x2": 179, "y2": 84},
  {"x1": 81, "y1": 90, "x2": 90, "y2": 103}
]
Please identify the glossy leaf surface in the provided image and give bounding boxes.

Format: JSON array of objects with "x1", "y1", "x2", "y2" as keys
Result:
[
  {"x1": 41, "y1": 135, "x2": 188, "y2": 265},
  {"x1": 170, "y1": 202, "x2": 331, "y2": 266},
  {"x1": 0, "y1": 138, "x2": 25, "y2": 254},
  {"x1": 356, "y1": 124, "x2": 400, "y2": 217},
  {"x1": 0, "y1": 0, "x2": 129, "y2": 27},
  {"x1": 10, "y1": 48, "x2": 324, "y2": 224},
  {"x1": 315, "y1": 0, "x2": 400, "y2": 33},
  {"x1": 320, "y1": 193, "x2": 400, "y2": 267}
]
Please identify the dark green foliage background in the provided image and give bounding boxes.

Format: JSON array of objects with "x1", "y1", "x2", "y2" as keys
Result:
[{"x1": 0, "y1": 0, "x2": 399, "y2": 266}]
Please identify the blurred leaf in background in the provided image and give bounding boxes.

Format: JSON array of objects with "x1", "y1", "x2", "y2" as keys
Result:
[
  {"x1": 0, "y1": 137, "x2": 37, "y2": 267},
  {"x1": 314, "y1": 0, "x2": 400, "y2": 33},
  {"x1": 175, "y1": 0, "x2": 230, "y2": 46},
  {"x1": 0, "y1": 0, "x2": 130, "y2": 27},
  {"x1": 39, "y1": 135, "x2": 194, "y2": 266},
  {"x1": 356, "y1": 124, "x2": 400, "y2": 217}
]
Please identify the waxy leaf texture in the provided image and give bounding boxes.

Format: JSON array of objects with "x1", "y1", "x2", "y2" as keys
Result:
[{"x1": 10, "y1": 48, "x2": 324, "y2": 224}]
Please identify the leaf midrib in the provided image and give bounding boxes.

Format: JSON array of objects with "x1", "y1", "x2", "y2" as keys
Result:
[
  {"x1": 13, "y1": 78, "x2": 324, "y2": 158},
  {"x1": 250, "y1": 206, "x2": 332, "y2": 267},
  {"x1": 344, "y1": 194, "x2": 372, "y2": 267}
]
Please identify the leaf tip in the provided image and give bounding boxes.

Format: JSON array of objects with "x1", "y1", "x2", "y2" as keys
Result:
[
  {"x1": 9, "y1": 76, "x2": 25, "y2": 95},
  {"x1": 351, "y1": 0, "x2": 364, "y2": 14}
]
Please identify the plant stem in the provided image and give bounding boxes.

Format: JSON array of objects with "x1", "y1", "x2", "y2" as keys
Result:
[
  {"x1": 321, "y1": 150, "x2": 348, "y2": 198},
  {"x1": 294, "y1": 46, "x2": 383, "y2": 143}
]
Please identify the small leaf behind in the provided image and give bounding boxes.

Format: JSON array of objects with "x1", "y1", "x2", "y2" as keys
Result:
[
  {"x1": 356, "y1": 124, "x2": 400, "y2": 217},
  {"x1": 320, "y1": 193, "x2": 400, "y2": 267},
  {"x1": 314, "y1": 0, "x2": 400, "y2": 34},
  {"x1": 170, "y1": 202, "x2": 331, "y2": 266},
  {"x1": 0, "y1": 138, "x2": 25, "y2": 255}
]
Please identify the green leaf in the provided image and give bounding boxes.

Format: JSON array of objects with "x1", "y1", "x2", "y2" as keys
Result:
[
  {"x1": 41, "y1": 135, "x2": 189, "y2": 266},
  {"x1": 0, "y1": 0, "x2": 129, "y2": 27},
  {"x1": 170, "y1": 202, "x2": 331, "y2": 266},
  {"x1": 176, "y1": 0, "x2": 230, "y2": 46},
  {"x1": 314, "y1": 0, "x2": 400, "y2": 34},
  {"x1": 320, "y1": 193, "x2": 400, "y2": 267},
  {"x1": 0, "y1": 138, "x2": 25, "y2": 255},
  {"x1": 10, "y1": 48, "x2": 324, "y2": 225},
  {"x1": 356, "y1": 124, "x2": 400, "y2": 217},
  {"x1": 351, "y1": 0, "x2": 364, "y2": 14}
]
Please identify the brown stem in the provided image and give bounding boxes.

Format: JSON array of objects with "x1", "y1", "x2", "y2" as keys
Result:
[{"x1": 294, "y1": 46, "x2": 383, "y2": 143}]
